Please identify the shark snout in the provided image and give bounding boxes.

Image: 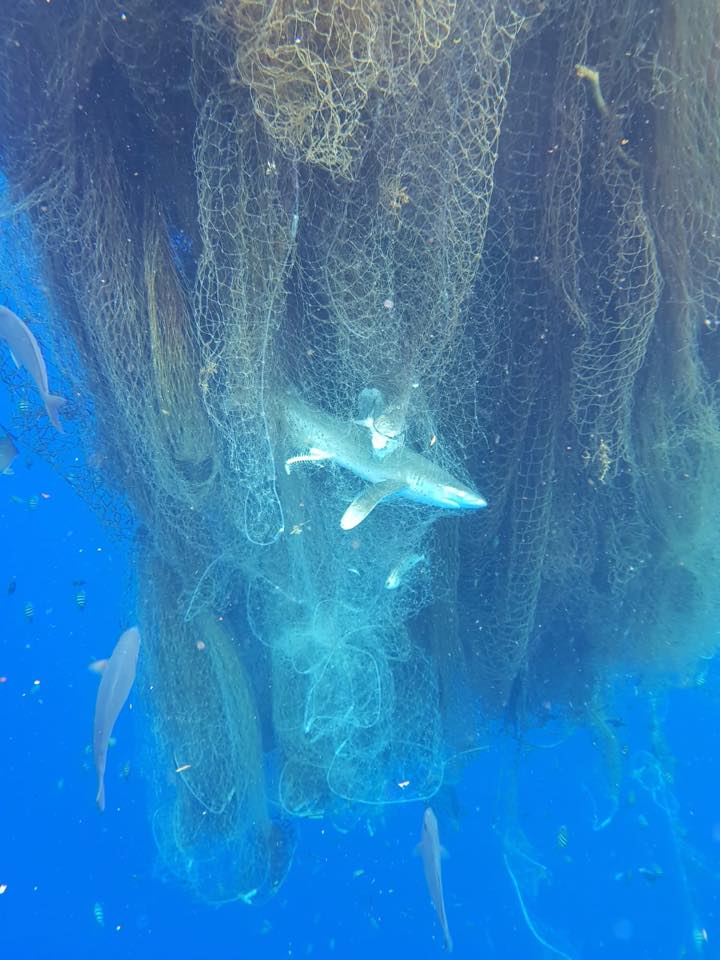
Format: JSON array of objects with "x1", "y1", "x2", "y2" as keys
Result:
[{"x1": 438, "y1": 483, "x2": 488, "y2": 510}]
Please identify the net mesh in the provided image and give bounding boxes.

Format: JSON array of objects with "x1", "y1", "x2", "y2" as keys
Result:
[{"x1": 1, "y1": 0, "x2": 719, "y2": 902}]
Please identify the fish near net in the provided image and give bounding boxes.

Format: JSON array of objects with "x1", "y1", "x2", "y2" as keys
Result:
[{"x1": 1, "y1": 0, "x2": 720, "y2": 908}]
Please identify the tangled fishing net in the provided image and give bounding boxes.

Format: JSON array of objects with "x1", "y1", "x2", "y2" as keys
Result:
[{"x1": 1, "y1": 0, "x2": 719, "y2": 902}]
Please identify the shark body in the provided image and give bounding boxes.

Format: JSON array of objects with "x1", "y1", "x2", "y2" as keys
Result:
[
  {"x1": 283, "y1": 395, "x2": 487, "y2": 529},
  {"x1": 418, "y1": 807, "x2": 453, "y2": 953}
]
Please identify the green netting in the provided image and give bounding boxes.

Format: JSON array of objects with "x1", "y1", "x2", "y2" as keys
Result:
[{"x1": 1, "y1": 0, "x2": 719, "y2": 903}]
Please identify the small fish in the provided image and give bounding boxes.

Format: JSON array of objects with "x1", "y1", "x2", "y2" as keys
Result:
[
  {"x1": 417, "y1": 807, "x2": 453, "y2": 953},
  {"x1": 637, "y1": 863, "x2": 663, "y2": 883},
  {"x1": 75, "y1": 589, "x2": 87, "y2": 610},
  {"x1": 0, "y1": 307, "x2": 66, "y2": 432},
  {"x1": 23, "y1": 601, "x2": 34, "y2": 622},
  {"x1": 557, "y1": 825, "x2": 569, "y2": 849},
  {"x1": 93, "y1": 901, "x2": 104, "y2": 926},
  {"x1": 93, "y1": 626, "x2": 141, "y2": 811},
  {"x1": 0, "y1": 435, "x2": 18, "y2": 473},
  {"x1": 385, "y1": 553, "x2": 425, "y2": 590}
]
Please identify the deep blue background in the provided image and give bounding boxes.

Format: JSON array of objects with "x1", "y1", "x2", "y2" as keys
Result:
[{"x1": 1, "y1": 190, "x2": 719, "y2": 960}]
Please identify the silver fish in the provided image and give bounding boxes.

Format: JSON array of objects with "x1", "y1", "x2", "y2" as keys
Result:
[
  {"x1": 0, "y1": 306, "x2": 66, "y2": 433},
  {"x1": 385, "y1": 553, "x2": 425, "y2": 590},
  {"x1": 283, "y1": 396, "x2": 487, "y2": 530},
  {"x1": 93, "y1": 626, "x2": 140, "y2": 811},
  {"x1": 418, "y1": 807, "x2": 453, "y2": 952}
]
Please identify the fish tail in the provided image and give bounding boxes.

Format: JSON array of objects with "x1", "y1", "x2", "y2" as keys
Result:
[
  {"x1": 96, "y1": 780, "x2": 105, "y2": 812},
  {"x1": 44, "y1": 393, "x2": 66, "y2": 434}
]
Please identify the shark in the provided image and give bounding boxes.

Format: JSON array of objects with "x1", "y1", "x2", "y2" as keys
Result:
[
  {"x1": 0, "y1": 306, "x2": 66, "y2": 433},
  {"x1": 282, "y1": 395, "x2": 487, "y2": 530},
  {"x1": 418, "y1": 807, "x2": 453, "y2": 953}
]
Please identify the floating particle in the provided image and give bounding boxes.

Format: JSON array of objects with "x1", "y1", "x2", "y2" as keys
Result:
[
  {"x1": 40, "y1": 492, "x2": 51, "y2": 500},
  {"x1": 557, "y1": 825, "x2": 569, "y2": 849},
  {"x1": 0, "y1": 884, "x2": 7, "y2": 895},
  {"x1": 23, "y1": 601, "x2": 34, "y2": 622},
  {"x1": 0, "y1": 677, "x2": 7, "y2": 684},
  {"x1": 352, "y1": 869, "x2": 365, "y2": 879},
  {"x1": 93, "y1": 902, "x2": 104, "y2": 927},
  {"x1": 383, "y1": 298, "x2": 394, "y2": 310},
  {"x1": 397, "y1": 780, "x2": 410, "y2": 789},
  {"x1": 175, "y1": 763, "x2": 192, "y2": 774},
  {"x1": 75, "y1": 589, "x2": 87, "y2": 610}
]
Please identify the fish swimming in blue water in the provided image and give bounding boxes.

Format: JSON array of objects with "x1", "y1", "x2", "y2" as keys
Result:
[
  {"x1": 93, "y1": 626, "x2": 140, "y2": 811},
  {"x1": 0, "y1": 307, "x2": 66, "y2": 433},
  {"x1": 417, "y1": 807, "x2": 453, "y2": 952}
]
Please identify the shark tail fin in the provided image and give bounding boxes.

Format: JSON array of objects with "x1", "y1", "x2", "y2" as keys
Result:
[{"x1": 44, "y1": 393, "x2": 67, "y2": 434}]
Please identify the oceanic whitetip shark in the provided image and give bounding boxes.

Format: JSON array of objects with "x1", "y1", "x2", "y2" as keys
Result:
[{"x1": 283, "y1": 395, "x2": 487, "y2": 529}]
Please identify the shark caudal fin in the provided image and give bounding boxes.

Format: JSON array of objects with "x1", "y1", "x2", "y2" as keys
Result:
[{"x1": 44, "y1": 393, "x2": 67, "y2": 434}]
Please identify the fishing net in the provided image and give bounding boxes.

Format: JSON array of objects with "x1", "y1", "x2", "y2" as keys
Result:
[{"x1": 1, "y1": 0, "x2": 719, "y2": 902}]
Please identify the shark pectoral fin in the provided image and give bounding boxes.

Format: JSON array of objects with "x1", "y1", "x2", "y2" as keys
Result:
[
  {"x1": 284, "y1": 447, "x2": 334, "y2": 475},
  {"x1": 340, "y1": 479, "x2": 406, "y2": 530}
]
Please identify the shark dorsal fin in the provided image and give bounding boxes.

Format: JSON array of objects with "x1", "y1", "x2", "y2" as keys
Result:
[{"x1": 340, "y1": 479, "x2": 406, "y2": 530}]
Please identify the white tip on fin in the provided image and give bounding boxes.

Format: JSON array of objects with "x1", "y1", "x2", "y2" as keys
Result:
[{"x1": 340, "y1": 479, "x2": 406, "y2": 530}]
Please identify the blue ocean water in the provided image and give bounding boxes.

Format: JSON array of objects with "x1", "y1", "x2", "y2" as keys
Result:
[{"x1": 1, "y1": 382, "x2": 718, "y2": 958}]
